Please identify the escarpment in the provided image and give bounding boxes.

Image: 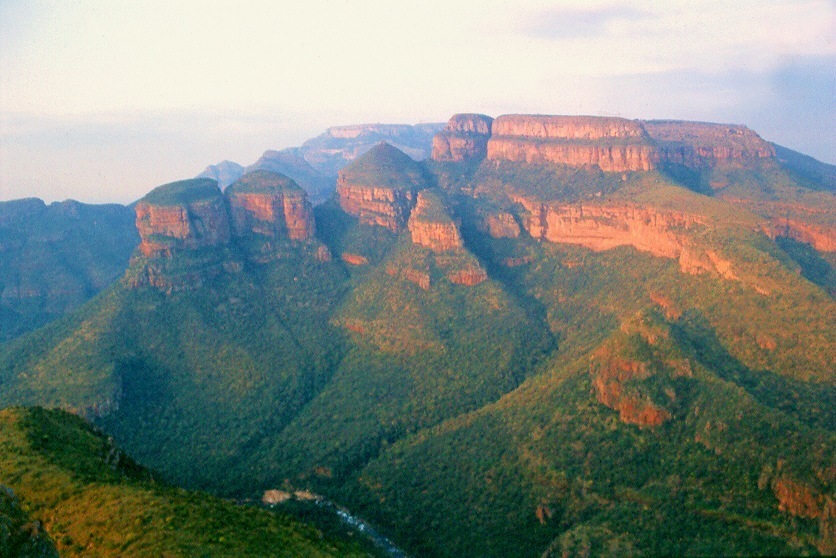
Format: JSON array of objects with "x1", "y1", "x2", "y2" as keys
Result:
[
  {"x1": 487, "y1": 115, "x2": 658, "y2": 172},
  {"x1": 130, "y1": 173, "x2": 317, "y2": 291},
  {"x1": 509, "y1": 194, "x2": 742, "y2": 278},
  {"x1": 432, "y1": 113, "x2": 494, "y2": 162},
  {"x1": 408, "y1": 190, "x2": 463, "y2": 251},
  {"x1": 336, "y1": 142, "x2": 426, "y2": 232},
  {"x1": 644, "y1": 120, "x2": 776, "y2": 168}
]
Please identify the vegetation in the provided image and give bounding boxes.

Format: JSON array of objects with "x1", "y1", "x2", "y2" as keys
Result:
[
  {"x1": 0, "y1": 407, "x2": 373, "y2": 557},
  {"x1": 226, "y1": 170, "x2": 303, "y2": 195},
  {"x1": 1, "y1": 141, "x2": 834, "y2": 556},
  {"x1": 338, "y1": 143, "x2": 427, "y2": 191},
  {"x1": 140, "y1": 178, "x2": 222, "y2": 206},
  {"x1": 0, "y1": 199, "x2": 139, "y2": 344}
]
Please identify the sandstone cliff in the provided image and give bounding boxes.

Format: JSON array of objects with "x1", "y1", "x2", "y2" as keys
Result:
[
  {"x1": 408, "y1": 190, "x2": 463, "y2": 251},
  {"x1": 336, "y1": 143, "x2": 425, "y2": 232},
  {"x1": 509, "y1": 194, "x2": 743, "y2": 278},
  {"x1": 134, "y1": 178, "x2": 231, "y2": 258},
  {"x1": 643, "y1": 120, "x2": 776, "y2": 168},
  {"x1": 431, "y1": 114, "x2": 494, "y2": 162},
  {"x1": 227, "y1": 170, "x2": 315, "y2": 241},
  {"x1": 486, "y1": 115, "x2": 658, "y2": 172}
]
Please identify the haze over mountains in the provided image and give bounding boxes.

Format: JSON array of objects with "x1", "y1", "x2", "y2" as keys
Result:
[{"x1": 0, "y1": 113, "x2": 834, "y2": 556}]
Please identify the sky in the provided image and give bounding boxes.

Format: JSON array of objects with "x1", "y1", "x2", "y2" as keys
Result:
[{"x1": 0, "y1": 0, "x2": 834, "y2": 204}]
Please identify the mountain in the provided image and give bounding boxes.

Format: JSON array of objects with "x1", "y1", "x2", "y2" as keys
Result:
[
  {"x1": 0, "y1": 198, "x2": 139, "y2": 344},
  {"x1": 300, "y1": 122, "x2": 444, "y2": 176},
  {"x1": 197, "y1": 122, "x2": 444, "y2": 205},
  {"x1": 1, "y1": 113, "x2": 834, "y2": 556},
  {"x1": 196, "y1": 160, "x2": 245, "y2": 190},
  {"x1": 0, "y1": 406, "x2": 374, "y2": 556}
]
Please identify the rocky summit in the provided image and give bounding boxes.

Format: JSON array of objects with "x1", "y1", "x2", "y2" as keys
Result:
[{"x1": 0, "y1": 112, "x2": 834, "y2": 558}]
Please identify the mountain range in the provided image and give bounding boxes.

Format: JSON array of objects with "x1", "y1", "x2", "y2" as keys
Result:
[{"x1": 0, "y1": 113, "x2": 834, "y2": 556}]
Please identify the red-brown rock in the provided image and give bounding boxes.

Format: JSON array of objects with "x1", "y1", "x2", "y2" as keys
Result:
[
  {"x1": 408, "y1": 190, "x2": 463, "y2": 251},
  {"x1": 644, "y1": 120, "x2": 775, "y2": 168},
  {"x1": 487, "y1": 115, "x2": 658, "y2": 171},
  {"x1": 432, "y1": 114, "x2": 494, "y2": 162}
]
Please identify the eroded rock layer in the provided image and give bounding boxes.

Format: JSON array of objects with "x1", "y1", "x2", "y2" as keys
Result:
[
  {"x1": 432, "y1": 113, "x2": 494, "y2": 162},
  {"x1": 336, "y1": 143, "x2": 425, "y2": 232},
  {"x1": 408, "y1": 190, "x2": 463, "y2": 252},
  {"x1": 644, "y1": 120, "x2": 776, "y2": 167},
  {"x1": 487, "y1": 115, "x2": 658, "y2": 171}
]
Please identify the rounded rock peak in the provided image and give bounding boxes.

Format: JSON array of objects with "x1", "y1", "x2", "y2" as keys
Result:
[
  {"x1": 140, "y1": 177, "x2": 222, "y2": 207},
  {"x1": 226, "y1": 170, "x2": 303, "y2": 195},
  {"x1": 444, "y1": 113, "x2": 494, "y2": 135}
]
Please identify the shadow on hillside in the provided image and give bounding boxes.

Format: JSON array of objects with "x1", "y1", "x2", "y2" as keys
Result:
[{"x1": 671, "y1": 310, "x2": 835, "y2": 432}]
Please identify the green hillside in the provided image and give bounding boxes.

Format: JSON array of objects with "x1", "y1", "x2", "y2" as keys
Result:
[
  {"x1": 0, "y1": 407, "x2": 373, "y2": 557},
  {"x1": 0, "y1": 198, "x2": 139, "y2": 344},
  {"x1": 0, "y1": 142, "x2": 834, "y2": 555}
]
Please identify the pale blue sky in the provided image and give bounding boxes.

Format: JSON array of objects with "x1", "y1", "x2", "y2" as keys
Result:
[{"x1": 1, "y1": 0, "x2": 833, "y2": 203}]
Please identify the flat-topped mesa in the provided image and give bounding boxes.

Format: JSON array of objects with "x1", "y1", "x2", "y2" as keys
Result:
[
  {"x1": 487, "y1": 115, "x2": 658, "y2": 172},
  {"x1": 431, "y1": 113, "x2": 494, "y2": 162},
  {"x1": 226, "y1": 170, "x2": 315, "y2": 241},
  {"x1": 337, "y1": 142, "x2": 426, "y2": 232},
  {"x1": 408, "y1": 190, "x2": 463, "y2": 251},
  {"x1": 643, "y1": 120, "x2": 776, "y2": 168},
  {"x1": 135, "y1": 178, "x2": 231, "y2": 257}
]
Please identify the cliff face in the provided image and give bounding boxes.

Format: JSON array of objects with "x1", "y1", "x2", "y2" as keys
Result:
[
  {"x1": 644, "y1": 120, "x2": 776, "y2": 168},
  {"x1": 510, "y1": 194, "x2": 742, "y2": 278},
  {"x1": 431, "y1": 114, "x2": 494, "y2": 162},
  {"x1": 336, "y1": 143, "x2": 425, "y2": 232},
  {"x1": 487, "y1": 115, "x2": 658, "y2": 172},
  {"x1": 408, "y1": 190, "x2": 463, "y2": 251},
  {"x1": 136, "y1": 196, "x2": 231, "y2": 257},
  {"x1": 227, "y1": 171, "x2": 315, "y2": 241}
]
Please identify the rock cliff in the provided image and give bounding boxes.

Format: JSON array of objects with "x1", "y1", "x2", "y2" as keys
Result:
[
  {"x1": 644, "y1": 120, "x2": 775, "y2": 167},
  {"x1": 509, "y1": 194, "x2": 742, "y2": 278},
  {"x1": 336, "y1": 143, "x2": 425, "y2": 232},
  {"x1": 134, "y1": 178, "x2": 231, "y2": 258},
  {"x1": 227, "y1": 170, "x2": 315, "y2": 241},
  {"x1": 431, "y1": 114, "x2": 494, "y2": 162},
  {"x1": 486, "y1": 115, "x2": 658, "y2": 172},
  {"x1": 408, "y1": 190, "x2": 463, "y2": 251}
]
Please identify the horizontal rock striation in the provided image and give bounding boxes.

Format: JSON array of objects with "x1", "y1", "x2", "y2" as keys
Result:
[
  {"x1": 336, "y1": 143, "x2": 425, "y2": 232},
  {"x1": 408, "y1": 190, "x2": 463, "y2": 251},
  {"x1": 135, "y1": 180, "x2": 231, "y2": 258},
  {"x1": 644, "y1": 120, "x2": 776, "y2": 168},
  {"x1": 432, "y1": 114, "x2": 494, "y2": 162},
  {"x1": 510, "y1": 194, "x2": 742, "y2": 277},
  {"x1": 487, "y1": 115, "x2": 658, "y2": 171},
  {"x1": 227, "y1": 171, "x2": 315, "y2": 241}
]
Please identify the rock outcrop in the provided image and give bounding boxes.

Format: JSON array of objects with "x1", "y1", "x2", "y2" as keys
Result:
[
  {"x1": 408, "y1": 190, "x2": 463, "y2": 251},
  {"x1": 509, "y1": 195, "x2": 742, "y2": 277},
  {"x1": 135, "y1": 179, "x2": 231, "y2": 258},
  {"x1": 487, "y1": 115, "x2": 658, "y2": 172},
  {"x1": 227, "y1": 170, "x2": 314, "y2": 241},
  {"x1": 644, "y1": 120, "x2": 775, "y2": 168},
  {"x1": 336, "y1": 143, "x2": 425, "y2": 232},
  {"x1": 431, "y1": 114, "x2": 494, "y2": 162},
  {"x1": 245, "y1": 148, "x2": 334, "y2": 205}
]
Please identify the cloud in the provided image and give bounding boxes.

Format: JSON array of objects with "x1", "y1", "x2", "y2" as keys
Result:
[{"x1": 519, "y1": 4, "x2": 650, "y2": 39}]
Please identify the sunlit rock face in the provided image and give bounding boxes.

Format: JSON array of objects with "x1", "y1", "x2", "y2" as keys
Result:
[
  {"x1": 336, "y1": 143, "x2": 426, "y2": 232},
  {"x1": 432, "y1": 113, "x2": 494, "y2": 162},
  {"x1": 486, "y1": 115, "x2": 658, "y2": 172}
]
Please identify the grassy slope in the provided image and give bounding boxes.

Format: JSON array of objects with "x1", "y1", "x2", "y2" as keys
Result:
[
  {"x1": 0, "y1": 407, "x2": 371, "y2": 557},
  {"x1": 0, "y1": 158, "x2": 833, "y2": 556}
]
